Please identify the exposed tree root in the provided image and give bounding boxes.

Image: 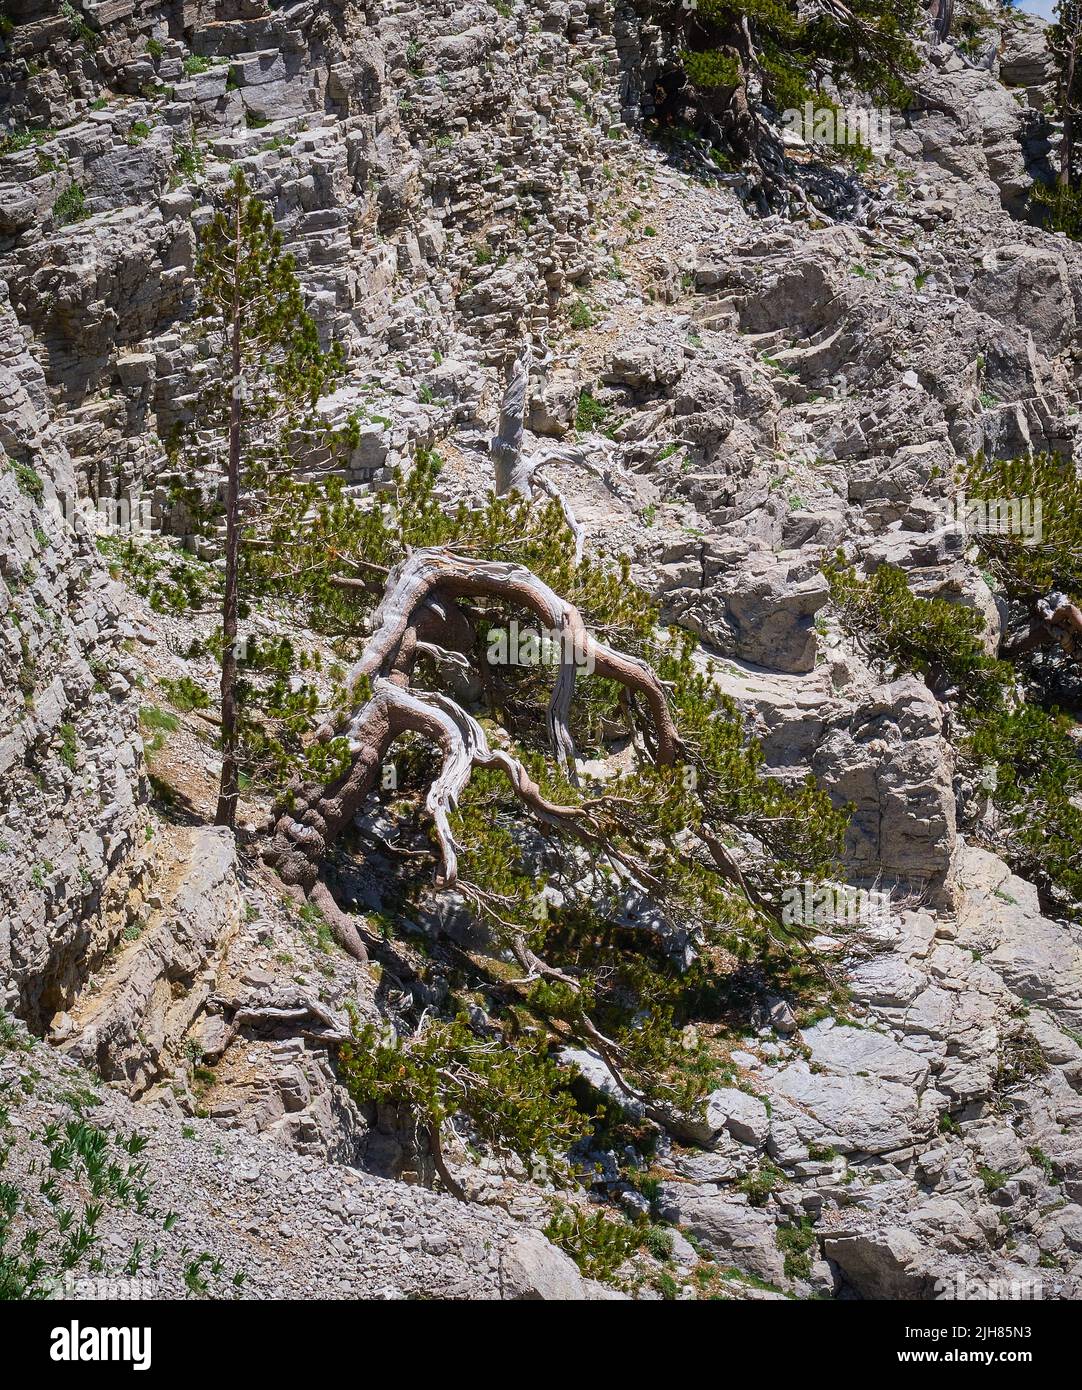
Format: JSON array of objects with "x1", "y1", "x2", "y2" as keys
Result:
[
  {"x1": 259, "y1": 863, "x2": 373, "y2": 963},
  {"x1": 345, "y1": 548, "x2": 680, "y2": 773},
  {"x1": 427, "y1": 1124, "x2": 468, "y2": 1203},
  {"x1": 265, "y1": 589, "x2": 676, "y2": 895},
  {"x1": 1003, "y1": 592, "x2": 1082, "y2": 663},
  {"x1": 203, "y1": 996, "x2": 349, "y2": 1061},
  {"x1": 308, "y1": 879, "x2": 373, "y2": 963}
]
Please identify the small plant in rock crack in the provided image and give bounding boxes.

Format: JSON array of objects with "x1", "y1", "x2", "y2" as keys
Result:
[
  {"x1": 58, "y1": 722, "x2": 77, "y2": 772},
  {"x1": 543, "y1": 1204, "x2": 643, "y2": 1282},
  {"x1": 568, "y1": 298, "x2": 594, "y2": 330},
  {"x1": 60, "y1": 0, "x2": 100, "y2": 49},
  {"x1": 8, "y1": 458, "x2": 44, "y2": 503},
  {"x1": 183, "y1": 1252, "x2": 223, "y2": 1295},
  {"x1": 979, "y1": 1165, "x2": 1009, "y2": 1193},
  {"x1": 775, "y1": 1215, "x2": 817, "y2": 1282},
  {"x1": 994, "y1": 1026, "x2": 1049, "y2": 1092},
  {"x1": 573, "y1": 386, "x2": 611, "y2": 434},
  {"x1": 736, "y1": 1161, "x2": 785, "y2": 1207},
  {"x1": 51, "y1": 182, "x2": 89, "y2": 228}
]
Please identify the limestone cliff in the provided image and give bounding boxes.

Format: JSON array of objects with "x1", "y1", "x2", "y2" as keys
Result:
[{"x1": 1, "y1": 0, "x2": 1082, "y2": 1302}]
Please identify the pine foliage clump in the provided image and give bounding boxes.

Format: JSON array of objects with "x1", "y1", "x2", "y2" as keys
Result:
[
  {"x1": 826, "y1": 455, "x2": 1082, "y2": 926},
  {"x1": 252, "y1": 459, "x2": 850, "y2": 1196},
  {"x1": 645, "y1": 0, "x2": 922, "y2": 150}
]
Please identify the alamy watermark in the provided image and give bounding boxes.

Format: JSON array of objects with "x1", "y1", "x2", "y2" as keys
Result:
[
  {"x1": 939, "y1": 491, "x2": 1043, "y2": 546},
  {"x1": 50, "y1": 1318, "x2": 152, "y2": 1370},
  {"x1": 933, "y1": 1271, "x2": 1043, "y2": 1301},
  {"x1": 486, "y1": 620, "x2": 595, "y2": 675},
  {"x1": 780, "y1": 101, "x2": 891, "y2": 156},
  {"x1": 49, "y1": 1273, "x2": 159, "y2": 1300},
  {"x1": 45, "y1": 488, "x2": 155, "y2": 538},
  {"x1": 781, "y1": 881, "x2": 892, "y2": 930}
]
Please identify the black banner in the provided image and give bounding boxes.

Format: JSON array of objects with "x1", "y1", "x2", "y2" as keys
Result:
[{"x1": 2, "y1": 1295, "x2": 1069, "y2": 1375}]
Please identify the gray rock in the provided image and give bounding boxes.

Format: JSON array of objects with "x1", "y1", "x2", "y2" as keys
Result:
[
  {"x1": 823, "y1": 1228, "x2": 929, "y2": 1300},
  {"x1": 801, "y1": 1020, "x2": 930, "y2": 1089},
  {"x1": 660, "y1": 1184, "x2": 789, "y2": 1287},
  {"x1": 706, "y1": 1087, "x2": 771, "y2": 1147},
  {"x1": 768, "y1": 1063, "x2": 928, "y2": 1156},
  {"x1": 498, "y1": 1231, "x2": 588, "y2": 1300}
]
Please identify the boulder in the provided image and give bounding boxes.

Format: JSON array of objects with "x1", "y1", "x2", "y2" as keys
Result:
[
  {"x1": 823, "y1": 1228, "x2": 930, "y2": 1299},
  {"x1": 499, "y1": 1232, "x2": 587, "y2": 1300},
  {"x1": 801, "y1": 1020, "x2": 930, "y2": 1089},
  {"x1": 706, "y1": 1087, "x2": 771, "y2": 1148},
  {"x1": 602, "y1": 331, "x2": 685, "y2": 392},
  {"x1": 659, "y1": 1185, "x2": 789, "y2": 1287},
  {"x1": 966, "y1": 244, "x2": 1075, "y2": 359},
  {"x1": 814, "y1": 677, "x2": 957, "y2": 903},
  {"x1": 60, "y1": 826, "x2": 241, "y2": 1094},
  {"x1": 999, "y1": 16, "x2": 1056, "y2": 90},
  {"x1": 657, "y1": 541, "x2": 828, "y2": 674},
  {"x1": 960, "y1": 846, "x2": 1082, "y2": 1034},
  {"x1": 768, "y1": 1063, "x2": 928, "y2": 1156}
]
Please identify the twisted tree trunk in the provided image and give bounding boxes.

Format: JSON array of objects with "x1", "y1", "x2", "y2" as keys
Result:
[
  {"x1": 490, "y1": 343, "x2": 628, "y2": 563},
  {"x1": 491, "y1": 346, "x2": 533, "y2": 498},
  {"x1": 259, "y1": 548, "x2": 680, "y2": 928}
]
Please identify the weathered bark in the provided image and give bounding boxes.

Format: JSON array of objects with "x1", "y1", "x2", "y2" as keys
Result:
[
  {"x1": 490, "y1": 344, "x2": 626, "y2": 564},
  {"x1": 1003, "y1": 592, "x2": 1082, "y2": 662},
  {"x1": 249, "y1": 548, "x2": 799, "y2": 1162},
  {"x1": 260, "y1": 549, "x2": 680, "y2": 900},
  {"x1": 927, "y1": 0, "x2": 953, "y2": 42},
  {"x1": 346, "y1": 549, "x2": 679, "y2": 770},
  {"x1": 1044, "y1": 590, "x2": 1082, "y2": 657},
  {"x1": 427, "y1": 1124, "x2": 468, "y2": 1202},
  {"x1": 491, "y1": 346, "x2": 533, "y2": 497},
  {"x1": 203, "y1": 996, "x2": 349, "y2": 1061}
]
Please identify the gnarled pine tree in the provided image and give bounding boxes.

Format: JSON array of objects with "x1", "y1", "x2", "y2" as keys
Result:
[{"x1": 245, "y1": 457, "x2": 849, "y2": 1189}]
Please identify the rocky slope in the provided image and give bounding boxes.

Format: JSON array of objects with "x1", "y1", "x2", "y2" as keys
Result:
[{"x1": 2, "y1": 0, "x2": 1082, "y2": 1300}]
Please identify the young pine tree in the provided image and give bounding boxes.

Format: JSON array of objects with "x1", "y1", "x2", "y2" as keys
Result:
[
  {"x1": 1050, "y1": 1, "x2": 1082, "y2": 189},
  {"x1": 189, "y1": 168, "x2": 341, "y2": 828}
]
